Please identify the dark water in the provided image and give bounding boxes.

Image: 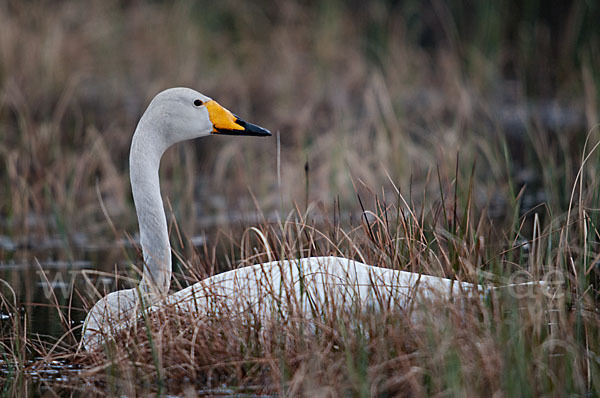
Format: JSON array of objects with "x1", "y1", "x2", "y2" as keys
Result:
[
  {"x1": 0, "y1": 231, "x2": 207, "y2": 395},
  {"x1": 0, "y1": 230, "x2": 213, "y2": 340},
  {"x1": 0, "y1": 237, "x2": 129, "y2": 340}
]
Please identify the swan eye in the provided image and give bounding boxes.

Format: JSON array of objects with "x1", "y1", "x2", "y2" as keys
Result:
[{"x1": 193, "y1": 99, "x2": 204, "y2": 107}]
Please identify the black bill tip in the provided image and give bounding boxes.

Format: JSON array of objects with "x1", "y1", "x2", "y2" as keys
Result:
[{"x1": 215, "y1": 117, "x2": 271, "y2": 137}]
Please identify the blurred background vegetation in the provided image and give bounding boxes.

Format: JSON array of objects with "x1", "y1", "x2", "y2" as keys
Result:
[{"x1": 0, "y1": 0, "x2": 599, "y2": 241}]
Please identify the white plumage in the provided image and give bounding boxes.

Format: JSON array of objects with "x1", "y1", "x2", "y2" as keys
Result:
[{"x1": 82, "y1": 88, "x2": 539, "y2": 350}]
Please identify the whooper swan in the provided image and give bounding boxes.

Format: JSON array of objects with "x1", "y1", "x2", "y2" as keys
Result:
[{"x1": 82, "y1": 88, "x2": 542, "y2": 350}]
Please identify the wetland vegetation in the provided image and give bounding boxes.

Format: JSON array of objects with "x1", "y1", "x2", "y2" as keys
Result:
[{"x1": 1, "y1": 0, "x2": 599, "y2": 395}]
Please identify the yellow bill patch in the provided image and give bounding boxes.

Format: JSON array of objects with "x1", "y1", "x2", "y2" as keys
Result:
[{"x1": 205, "y1": 100, "x2": 244, "y2": 133}]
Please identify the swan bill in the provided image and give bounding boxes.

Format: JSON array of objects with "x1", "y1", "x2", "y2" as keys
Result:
[
  {"x1": 206, "y1": 100, "x2": 271, "y2": 137},
  {"x1": 215, "y1": 117, "x2": 271, "y2": 137}
]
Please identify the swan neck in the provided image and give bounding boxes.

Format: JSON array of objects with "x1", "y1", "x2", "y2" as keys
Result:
[{"x1": 130, "y1": 126, "x2": 171, "y2": 296}]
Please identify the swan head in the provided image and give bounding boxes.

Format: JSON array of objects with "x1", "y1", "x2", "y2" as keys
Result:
[{"x1": 139, "y1": 87, "x2": 271, "y2": 148}]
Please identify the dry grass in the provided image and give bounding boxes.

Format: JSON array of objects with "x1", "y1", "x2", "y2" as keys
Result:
[
  {"x1": 1, "y1": 0, "x2": 600, "y2": 395},
  {"x1": 3, "y1": 177, "x2": 598, "y2": 395}
]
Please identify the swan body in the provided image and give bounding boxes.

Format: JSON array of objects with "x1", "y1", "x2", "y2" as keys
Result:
[
  {"x1": 82, "y1": 88, "x2": 542, "y2": 350},
  {"x1": 83, "y1": 256, "x2": 480, "y2": 349},
  {"x1": 167, "y1": 256, "x2": 476, "y2": 312}
]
